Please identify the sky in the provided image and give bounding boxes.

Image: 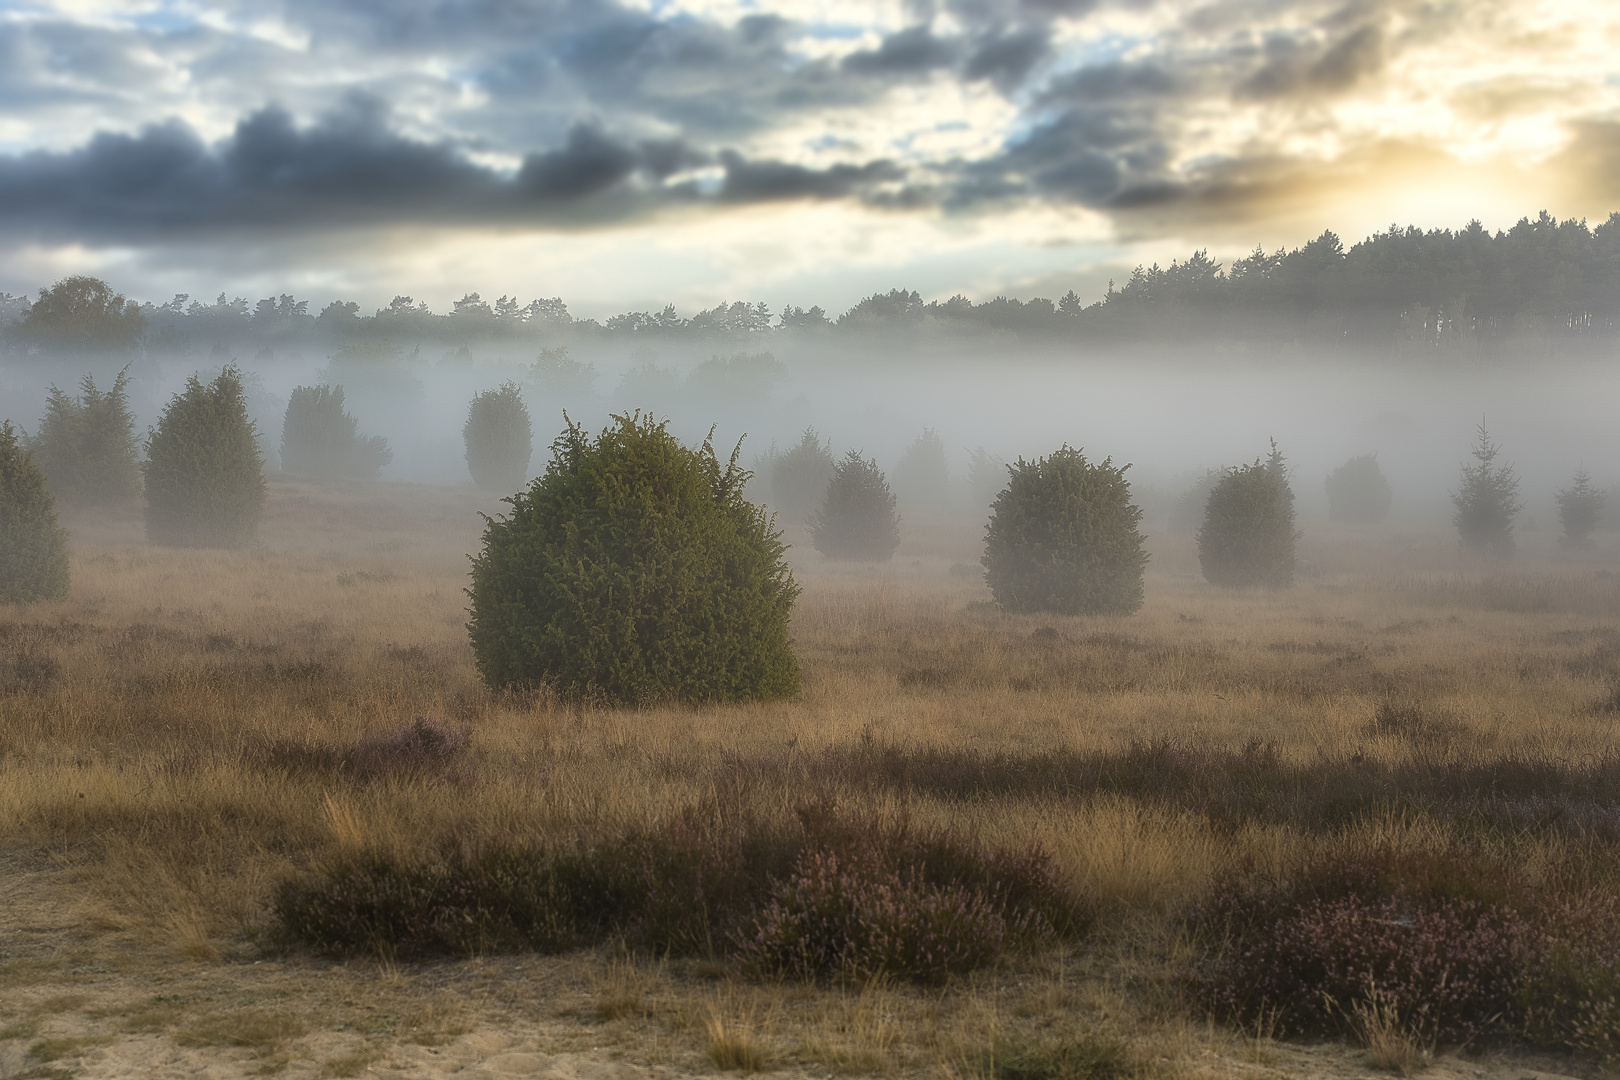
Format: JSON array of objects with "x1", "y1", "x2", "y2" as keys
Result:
[{"x1": 1, "y1": 0, "x2": 1618, "y2": 318}]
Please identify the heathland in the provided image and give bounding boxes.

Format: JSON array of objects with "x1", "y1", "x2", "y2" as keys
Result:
[{"x1": 2, "y1": 477, "x2": 1619, "y2": 1079}]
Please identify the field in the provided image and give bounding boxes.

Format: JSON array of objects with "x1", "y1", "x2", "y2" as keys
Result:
[{"x1": 3, "y1": 478, "x2": 1620, "y2": 1080}]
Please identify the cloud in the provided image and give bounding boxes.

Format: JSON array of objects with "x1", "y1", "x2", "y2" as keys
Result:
[{"x1": 0, "y1": 99, "x2": 912, "y2": 242}]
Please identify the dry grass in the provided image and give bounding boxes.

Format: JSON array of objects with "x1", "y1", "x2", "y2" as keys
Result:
[{"x1": 2, "y1": 478, "x2": 1619, "y2": 1076}]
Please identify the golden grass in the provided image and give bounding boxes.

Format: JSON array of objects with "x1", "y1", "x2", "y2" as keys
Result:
[{"x1": 2, "y1": 479, "x2": 1619, "y2": 1075}]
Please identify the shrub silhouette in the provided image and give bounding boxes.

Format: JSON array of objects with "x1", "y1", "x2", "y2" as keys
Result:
[
  {"x1": 893, "y1": 428, "x2": 951, "y2": 515},
  {"x1": 0, "y1": 421, "x2": 70, "y2": 603},
  {"x1": 281, "y1": 385, "x2": 392, "y2": 479},
  {"x1": 811, "y1": 451, "x2": 900, "y2": 562},
  {"x1": 1198, "y1": 455, "x2": 1296, "y2": 587},
  {"x1": 769, "y1": 427, "x2": 834, "y2": 525},
  {"x1": 144, "y1": 366, "x2": 265, "y2": 547},
  {"x1": 30, "y1": 367, "x2": 142, "y2": 507},
  {"x1": 467, "y1": 412, "x2": 799, "y2": 703},
  {"x1": 982, "y1": 445, "x2": 1147, "y2": 615},
  {"x1": 1451, "y1": 423, "x2": 1521, "y2": 559},
  {"x1": 464, "y1": 382, "x2": 532, "y2": 491},
  {"x1": 1556, "y1": 469, "x2": 1605, "y2": 551},
  {"x1": 965, "y1": 446, "x2": 1007, "y2": 516},
  {"x1": 1324, "y1": 454, "x2": 1392, "y2": 523}
]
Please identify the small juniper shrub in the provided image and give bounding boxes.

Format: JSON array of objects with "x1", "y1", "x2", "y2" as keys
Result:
[
  {"x1": 31, "y1": 367, "x2": 142, "y2": 506},
  {"x1": 0, "y1": 421, "x2": 70, "y2": 603},
  {"x1": 811, "y1": 450, "x2": 901, "y2": 562},
  {"x1": 1197, "y1": 452, "x2": 1296, "y2": 588},
  {"x1": 145, "y1": 366, "x2": 266, "y2": 547},
  {"x1": 768, "y1": 427, "x2": 834, "y2": 525},
  {"x1": 281, "y1": 385, "x2": 392, "y2": 479},
  {"x1": 273, "y1": 797, "x2": 1078, "y2": 981},
  {"x1": 463, "y1": 382, "x2": 532, "y2": 492},
  {"x1": 1185, "y1": 850, "x2": 1542, "y2": 1044},
  {"x1": 1556, "y1": 469, "x2": 1606, "y2": 552},
  {"x1": 1324, "y1": 454, "x2": 1393, "y2": 524},
  {"x1": 467, "y1": 412, "x2": 800, "y2": 703},
  {"x1": 982, "y1": 445, "x2": 1148, "y2": 615}
]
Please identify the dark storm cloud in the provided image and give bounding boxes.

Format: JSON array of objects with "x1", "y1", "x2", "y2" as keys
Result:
[
  {"x1": 841, "y1": 26, "x2": 959, "y2": 76},
  {"x1": 1237, "y1": 23, "x2": 1386, "y2": 99},
  {"x1": 0, "y1": 101, "x2": 905, "y2": 241}
]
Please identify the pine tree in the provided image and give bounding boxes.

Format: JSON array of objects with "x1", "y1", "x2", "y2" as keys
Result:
[
  {"x1": 0, "y1": 421, "x2": 70, "y2": 603},
  {"x1": 811, "y1": 451, "x2": 900, "y2": 561},
  {"x1": 1556, "y1": 468, "x2": 1605, "y2": 551},
  {"x1": 1450, "y1": 423, "x2": 1521, "y2": 559},
  {"x1": 30, "y1": 368, "x2": 141, "y2": 506},
  {"x1": 467, "y1": 413, "x2": 799, "y2": 702},
  {"x1": 464, "y1": 382, "x2": 533, "y2": 491},
  {"x1": 1198, "y1": 457, "x2": 1296, "y2": 587},
  {"x1": 145, "y1": 366, "x2": 266, "y2": 547},
  {"x1": 982, "y1": 446, "x2": 1147, "y2": 614}
]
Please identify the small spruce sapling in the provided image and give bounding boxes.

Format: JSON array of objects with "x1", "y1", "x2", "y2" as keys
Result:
[
  {"x1": 1450, "y1": 423, "x2": 1521, "y2": 559},
  {"x1": 811, "y1": 451, "x2": 901, "y2": 562},
  {"x1": 0, "y1": 421, "x2": 70, "y2": 603},
  {"x1": 982, "y1": 445, "x2": 1147, "y2": 614}
]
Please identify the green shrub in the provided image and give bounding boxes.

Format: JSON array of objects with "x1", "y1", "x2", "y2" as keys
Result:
[
  {"x1": 463, "y1": 382, "x2": 532, "y2": 491},
  {"x1": 982, "y1": 446, "x2": 1147, "y2": 615},
  {"x1": 0, "y1": 422, "x2": 70, "y2": 603},
  {"x1": 1198, "y1": 455, "x2": 1296, "y2": 587},
  {"x1": 893, "y1": 428, "x2": 951, "y2": 515},
  {"x1": 280, "y1": 385, "x2": 392, "y2": 479},
  {"x1": 144, "y1": 366, "x2": 266, "y2": 547},
  {"x1": 811, "y1": 451, "x2": 900, "y2": 562},
  {"x1": 1451, "y1": 424, "x2": 1521, "y2": 559},
  {"x1": 1556, "y1": 469, "x2": 1605, "y2": 551},
  {"x1": 1324, "y1": 453, "x2": 1392, "y2": 523},
  {"x1": 29, "y1": 367, "x2": 142, "y2": 507},
  {"x1": 467, "y1": 412, "x2": 799, "y2": 703},
  {"x1": 769, "y1": 427, "x2": 834, "y2": 525}
]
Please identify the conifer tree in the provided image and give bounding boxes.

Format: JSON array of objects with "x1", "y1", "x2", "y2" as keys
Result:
[
  {"x1": 983, "y1": 445, "x2": 1147, "y2": 614},
  {"x1": 464, "y1": 382, "x2": 532, "y2": 491},
  {"x1": 30, "y1": 367, "x2": 141, "y2": 506},
  {"x1": 769, "y1": 427, "x2": 834, "y2": 525},
  {"x1": 145, "y1": 366, "x2": 265, "y2": 547},
  {"x1": 811, "y1": 451, "x2": 900, "y2": 561},
  {"x1": 1198, "y1": 456, "x2": 1297, "y2": 587},
  {"x1": 1324, "y1": 454, "x2": 1393, "y2": 523},
  {"x1": 467, "y1": 413, "x2": 799, "y2": 702},
  {"x1": 281, "y1": 385, "x2": 391, "y2": 479},
  {"x1": 1451, "y1": 423, "x2": 1521, "y2": 559},
  {"x1": 0, "y1": 421, "x2": 70, "y2": 603},
  {"x1": 1556, "y1": 468, "x2": 1605, "y2": 551},
  {"x1": 893, "y1": 427, "x2": 951, "y2": 515}
]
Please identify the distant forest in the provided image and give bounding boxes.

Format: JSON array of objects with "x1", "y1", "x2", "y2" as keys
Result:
[{"x1": 4, "y1": 211, "x2": 1618, "y2": 357}]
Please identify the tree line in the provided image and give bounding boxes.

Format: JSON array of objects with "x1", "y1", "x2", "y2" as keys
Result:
[{"x1": 5, "y1": 210, "x2": 1619, "y2": 358}]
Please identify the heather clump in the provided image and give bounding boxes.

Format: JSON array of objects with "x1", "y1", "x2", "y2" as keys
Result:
[
  {"x1": 273, "y1": 798, "x2": 1080, "y2": 981},
  {"x1": 345, "y1": 718, "x2": 471, "y2": 782},
  {"x1": 1185, "y1": 851, "x2": 1540, "y2": 1044}
]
